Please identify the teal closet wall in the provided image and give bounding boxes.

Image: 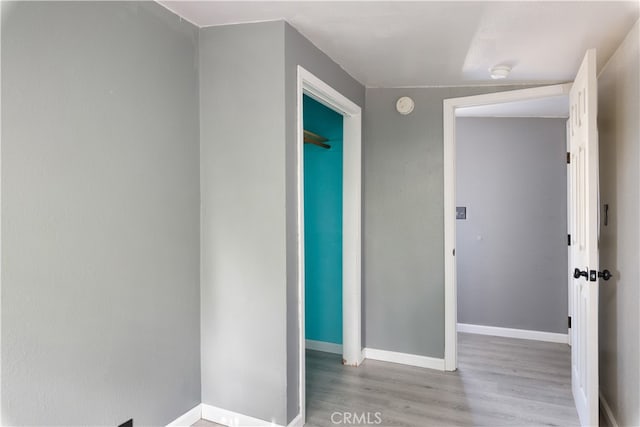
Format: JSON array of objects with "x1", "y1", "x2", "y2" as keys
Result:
[{"x1": 303, "y1": 95, "x2": 343, "y2": 345}]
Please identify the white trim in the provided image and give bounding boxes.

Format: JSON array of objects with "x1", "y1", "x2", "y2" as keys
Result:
[
  {"x1": 363, "y1": 347, "x2": 445, "y2": 371},
  {"x1": 166, "y1": 404, "x2": 202, "y2": 427},
  {"x1": 443, "y1": 93, "x2": 457, "y2": 372},
  {"x1": 202, "y1": 403, "x2": 280, "y2": 427},
  {"x1": 599, "y1": 392, "x2": 619, "y2": 427},
  {"x1": 295, "y1": 69, "x2": 307, "y2": 427},
  {"x1": 0, "y1": 1, "x2": 3, "y2": 421},
  {"x1": 296, "y1": 66, "x2": 363, "y2": 426},
  {"x1": 456, "y1": 114, "x2": 569, "y2": 119},
  {"x1": 457, "y1": 323, "x2": 569, "y2": 344},
  {"x1": 369, "y1": 81, "x2": 567, "y2": 89},
  {"x1": 169, "y1": 403, "x2": 302, "y2": 427},
  {"x1": 305, "y1": 339, "x2": 343, "y2": 354},
  {"x1": 342, "y1": 111, "x2": 363, "y2": 367},
  {"x1": 286, "y1": 413, "x2": 303, "y2": 427},
  {"x1": 443, "y1": 83, "x2": 572, "y2": 372},
  {"x1": 566, "y1": 118, "x2": 573, "y2": 348}
]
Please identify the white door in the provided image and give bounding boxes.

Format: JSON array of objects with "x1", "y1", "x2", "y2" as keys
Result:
[
  {"x1": 566, "y1": 119, "x2": 572, "y2": 347},
  {"x1": 568, "y1": 48, "x2": 600, "y2": 427}
]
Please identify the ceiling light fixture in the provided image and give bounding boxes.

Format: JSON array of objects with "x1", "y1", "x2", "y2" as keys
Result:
[{"x1": 490, "y1": 65, "x2": 511, "y2": 80}]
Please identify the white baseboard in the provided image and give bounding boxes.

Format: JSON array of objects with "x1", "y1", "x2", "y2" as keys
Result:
[
  {"x1": 169, "y1": 403, "x2": 296, "y2": 427},
  {"x1": 287, "y1": 413, "x2": 303, "y2": 427},
  {"x1": 363, "y1": 347, "x2": 445, "y2": 371},
  {"x1": 202, "y1": 403, "x2": 283, "y2": 427},
  {"x1": 599, "y1": 392, "x2": 619, "y2": 427},
  {"x1": 305, "y1": 339, "x2": 343, "y2": 354},
  {"x1": 457, "y1": 323, "x2": 569, "y2": 344},
  {"x1": 166, "y1": 404, "x2": 202, "y2": 427},
  {"x1": 358, "y1": 349, "x2": 365, "y2": 365}
]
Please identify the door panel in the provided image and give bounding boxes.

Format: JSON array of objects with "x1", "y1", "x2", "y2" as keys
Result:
[
  {"x1": 569, "y1": 48, "x2": 599, "y2": 427},
  {"x1": 566, "y1": 120, "x2": 572, "y2": 347}
]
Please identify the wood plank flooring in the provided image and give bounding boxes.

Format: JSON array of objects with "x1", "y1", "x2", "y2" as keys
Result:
[
  {"x1": 304, "y1": 333, "x2": 579, "y2": 426},
  {"x1": 193, "y1": 333, "x2": 579, "y2": 426}
]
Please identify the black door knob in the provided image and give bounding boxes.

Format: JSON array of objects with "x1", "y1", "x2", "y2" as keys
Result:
[
  {"x1": 574, "y1": 268, "x2": 588, "y2": 279},
  {"x1": 598, "y1": 269, "x2": 612, "y2": 281}
]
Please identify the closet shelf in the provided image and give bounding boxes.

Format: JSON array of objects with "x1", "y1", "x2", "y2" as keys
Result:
[{"x1": 304, "y1": 129, "x2": 331, "y2": 149}]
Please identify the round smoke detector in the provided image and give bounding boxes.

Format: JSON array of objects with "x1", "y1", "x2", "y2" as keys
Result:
[
  {"x1": 490, "y1": 65, "x2": 511, "y2": 79},
  {"x1": 396, "y1": 96, "x2": 415, "y2": 115}
]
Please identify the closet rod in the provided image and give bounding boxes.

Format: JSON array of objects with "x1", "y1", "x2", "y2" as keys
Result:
[{"x1": 304, "y1": 129, "x2": 331, "y2": 149}]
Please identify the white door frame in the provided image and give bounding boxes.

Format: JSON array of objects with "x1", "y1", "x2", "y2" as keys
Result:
[
  {"x1": 296, "y1": 66, "x2": 362, "y2": 424},
  {"x1": 566, "y1": 119, "x2": 573, "y2": 347},
  {"x1": 442, "y1": 83, "x2": 571, "y2": 370}
]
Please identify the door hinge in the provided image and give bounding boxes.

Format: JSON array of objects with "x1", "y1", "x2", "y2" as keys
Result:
[
  {"x1": 567, "y1": 152, "x2": 571, "y2": 164},
  {"x1": 568, "y1": 234, "x2": 571, "y2": 246},
  {"x1": 568, "y1": 316, "x2": 571, "y2": 329}
]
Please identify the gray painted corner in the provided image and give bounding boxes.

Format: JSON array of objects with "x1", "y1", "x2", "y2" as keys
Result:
[
  {"x1": 598, "y1": 20, "x2": 640, "y2": 427},
  {"x1": 284, "y1": 22, "x2": 365, "y2": 424},
  {"x1": 284, "y1": 22, "x2": 365, "y2": 108},
  {"x1": 199, "y1": 21, "x2": 288, "y2": 425},
  {"x1": 363, "y1": 85, "x2": 539, "y2": 359},
  {"x1": 363, "y1": 89, "x2": 446, "y2": 358},
  {"x1": 2, "y1": 11, "x2": 365, "y2": 425},
  {"x1": 199, "y1": 20, "x2": 365, "y2": 425},
  {"x1": 456, "y1": 117, "x2": 568, "y2": 334},
  {"x1": 2, "y1": 2, "x2": 200, "y2": 425}
]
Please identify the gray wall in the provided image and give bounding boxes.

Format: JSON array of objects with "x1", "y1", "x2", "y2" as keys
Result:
[
  {"x1": 2, "y1": 2, "x2": 200, "y2": 425},
  {"x1": 598, "y1": 19, "x2": 639, "y2": 427},
  {"x1": 363, "y1": 86, "x2": 535, "y2": 358},
  {"x1": 199, "y1": 21, "x2": 364, "y2": 425},
  {"x1": 199, "y1": 21, "x2": 288, "y2": 424},
  {"x1": 284, "y1": 23, "x2": 364, "y2": 424},
  {"x1": 456, "y1": 118, "x2": 568, "y2": 333}
]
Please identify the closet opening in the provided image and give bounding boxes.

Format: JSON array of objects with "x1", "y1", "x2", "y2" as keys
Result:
[
  {"x1": 295, "y1": 66, "x2": 362, "y2": 424},
  {"x1": 302, "y1": 93, "x2": 344, "y2": 421},
  {"x1": 303, "y1": 94, "x2": 344, "y2": 354}
]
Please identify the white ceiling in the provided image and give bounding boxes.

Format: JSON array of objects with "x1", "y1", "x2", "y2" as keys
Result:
[
  {"x1": 456, "y1": 95, "x2": 569, "y2": 118},
  {"x1": 158, "y1": 1, "x2": 640, "y2": 88}
]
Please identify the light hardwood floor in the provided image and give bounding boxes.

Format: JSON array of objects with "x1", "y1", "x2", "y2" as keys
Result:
[
  {"x1": 194, "y1": 333, "x2": 580, "y2": 426},
  {"x1": 305, "y1": 333, "x2": 579, "y2": 426}
]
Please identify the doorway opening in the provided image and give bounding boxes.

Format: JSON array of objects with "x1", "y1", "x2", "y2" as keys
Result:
[
  {"x1": 444, "y1": 86, "x2": 580, "y2": 425},
  {"x1": 445, "y1": 50, "x2": 600, "y2": 427},
  {"x1": 303, "y1": 94, "x2": 344, "y2": 355},
  {"x1": 442, "y1": 83, "x2": 572, "y2": 371},
  {"x1": 296, "y1": 66, "x2": 362, "y2": 424},
  {"x1": 455, "y1": 107, "x2": 571, "y2": 343}
]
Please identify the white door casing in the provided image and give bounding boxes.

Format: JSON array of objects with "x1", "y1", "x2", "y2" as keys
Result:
[
  {"x1": 567, "y1": 119, "x2": 573, "y2": 347},
  {"x1": 296, "y1": 66, "x2": 362, "y2": 426},
  {"x1": 568, "y1": 49, "x2": 599, "y2": 427},
  {"x1": 441, "y1": 49, "x2": 600, "y2": 426},
  {"x1": 442, "y1": 83, "x2": 571, "y2": 371}
]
